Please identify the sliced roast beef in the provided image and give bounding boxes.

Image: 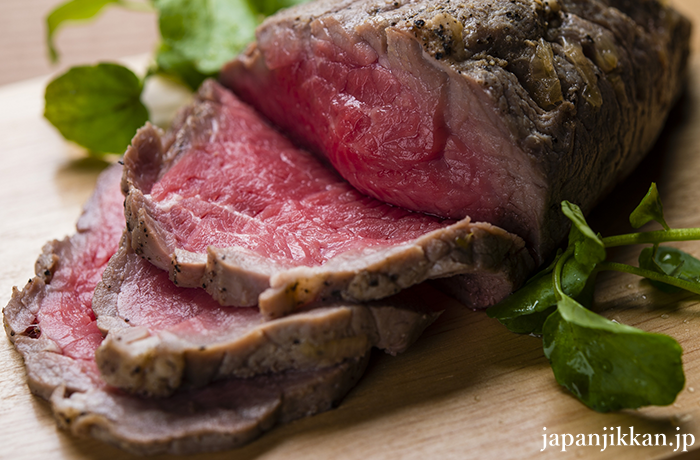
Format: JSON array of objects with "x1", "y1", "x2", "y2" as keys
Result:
[
  {"x1": 3, "y1": 165, "x2": 369, "y2": 455},
  {"x1": 93, "y1": 234, "x2": 441, "y2": 397},
  {"x1": 50, "y1": 358, "x2": 366, "y2": 455},
  {"x1": 3, "y1": 165, "x2": 125, "y2": 396},
  {"x1": 122, "y1": 79, "x2": 533, "y2": 316},
  {"x1": 221, "y1": 0, "x2": 691, "y2": 264}
]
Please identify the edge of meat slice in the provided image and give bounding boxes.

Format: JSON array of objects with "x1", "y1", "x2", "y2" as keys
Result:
[
  {"x1": 2, "y1": 165, "x2": 370, "y2": 455},
  {"x1": 122, "y1": 80, "x2": 535, "y2": 317}
]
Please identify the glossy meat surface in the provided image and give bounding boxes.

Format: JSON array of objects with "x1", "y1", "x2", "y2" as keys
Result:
[
  {"x1": 3, "y1": 164, "x2": 370, "y2": 455},
  {"x1": 123, "y1": 80, "x2": 533, "y2": 314},
  {"x1": 223, "y1": 0, "x2": 691, "y2": 262}
]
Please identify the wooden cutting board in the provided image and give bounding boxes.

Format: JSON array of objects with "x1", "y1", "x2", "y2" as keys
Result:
[{"x1": 4, "y1": 3, "x2": 700, "y2": 459}]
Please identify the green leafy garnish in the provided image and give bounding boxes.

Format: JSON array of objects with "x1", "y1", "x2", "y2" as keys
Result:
[
  {"x1": 639, "y1": 246, "x2": 700, "y2": 293},
  {"x1": 44, "y1": 0, "x2": 311, "y2": 153},
  {"x1": 151, "y1": 0, "x2": 308, "y2": 86},
  {"x1": 629, "y1": 182, "x2": 670, "y2": 230},
  {"x1": 488, "y1": 183, "x2": 700, "y2": 412},
  {"x1": 562, "y1": 201, "x2": 606, "y2": 268},
  {"x1": 543, "y1": 300, "x2": 684, "y2": 412},
  {"x1": 152, "y1": 42, "x2": 211, "y2": 90},
  {"x1": 154, "y1": 0, "x2": 259, "y2": 76},
  {"x1": 44, "y1": 63, "x2": 149, "y2": 154},
  {"x1": 252, "y1": 0, "x2": 310, "y2": 16},
  {"x1": 47, "y1": 0, "x2": 152, "y2": 63},
  {"x1": 487, "y1": 253, "x2": 594, "y2": 335}
]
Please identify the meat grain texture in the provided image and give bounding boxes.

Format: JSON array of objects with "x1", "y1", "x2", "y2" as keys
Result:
[
  {"x1": 3, "y1": 166, "x2": 370, "y2": 455},
  {"x1": 122, "y1": 80, "x2": 533, "y2": 317},
  {"x1": 2, "y1": 0, "x2": 693, "y2": 455},
  {"x1": 223, "y1": 0, "x2": 691, "y2": 271},
  {"x1": 94, "y1": 231, "x2": 443, "y2": 397}
]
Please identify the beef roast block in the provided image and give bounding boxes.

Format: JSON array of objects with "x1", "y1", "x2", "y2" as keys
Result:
[
  {"x1": 2, "y1": 165, "x2": 367, "y2": 455},
  {"x1": 94, "y1": 233, "x2": 441, "y2": 397},
  {"x1": 221, "y1": 0, "x2": 691, "y2": 264},
  {"x1": 122, "y1": 79, "x2": 534, "y2": 317}
]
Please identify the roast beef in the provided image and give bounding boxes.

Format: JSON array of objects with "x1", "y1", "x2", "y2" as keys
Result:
[
  {"x1": 3, "y1": 165, "x2": 368, "y2": 455},
  {"x1": 122, "y1": 79, "x2": 533, "y2": 317},
  {"x1": 221, "y1": 0, "x2": 691, "y2": 265},
  {"x1": 93, "y1": 234, "x2": 441, "y2": 397}
]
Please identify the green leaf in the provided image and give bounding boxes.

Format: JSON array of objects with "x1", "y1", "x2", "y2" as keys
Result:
[
  {"x1": 543, "y1": 295, "x2": 684, "y2": 412},
  {"x1": 46, "y1": 0, "x2": 151, "y2": 63},
  {"x1": 486, "y1": 270, "x2": 557, "y2": 334},
  {"x1": 44, "y1": 63, "x2": 149, "y2": 154},
  {"x1": 639, "y1": 246, "x2": 700, "y2": 293},
  {"x1": 154, "y1": 0, "x2": 259, "y2": 75},
  {"x1": 153, "y1": 43, "x2": 213, "y2": 90},
  {"x1": 562, "y1": 201, "x2": 606, "y2": 269},
  {"x1": 487, "y1": 252, "x2": 595, "y2": 335},
  {"x1": 630, "y1": 183, "x2": 670, "y2": 231},
  {"x1": 47, "y1": 0, "x2": 120, "y2": 62},
  {"x1": 250, "y1": 0, "x2": 309, "y2": 16}
]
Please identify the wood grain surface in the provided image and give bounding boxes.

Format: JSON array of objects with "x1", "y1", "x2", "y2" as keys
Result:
[{"x1": 3, "y1": 2, "x2": 700, "y2": 459}]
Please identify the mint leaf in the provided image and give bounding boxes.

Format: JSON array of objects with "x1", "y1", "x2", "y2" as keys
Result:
[
  {"x1": 154, "y1": 0, "x2": 259, "y2": 75},
  {"x1": 543, "y1": 295, "x2": 684, "y2": 412},
  {"x1": 639, "y1": 246, "x2": 700, "y2": 293},
  {"x1": 630, "y1": 183, "x2": 670, "y2": 230},
  {"x1": 44, "y1": 63, "x2": 149, "y2": 154}
]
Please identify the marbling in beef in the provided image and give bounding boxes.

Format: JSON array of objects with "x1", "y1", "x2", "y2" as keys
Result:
[
  {"x1": 222, "y1": 0, "x2": 691, "y2": 265},
  {"x1": 122, "y1": 80, "x2": 533, "y2": 317}
]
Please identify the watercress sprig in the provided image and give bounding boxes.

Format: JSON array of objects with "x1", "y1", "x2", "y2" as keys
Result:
[{"x1": 488, "y1": 183, "x2": 699, "y2": 412}]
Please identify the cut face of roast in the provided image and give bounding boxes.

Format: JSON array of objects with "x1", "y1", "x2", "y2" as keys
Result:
[
  {"x1": 221, "y1": 0, "x2": 691, "y2": 263},
  {"x1": 2, "y1": 165, "x2": 369, "y2": 455},
  {"x1": 94, "y1": 235, "x2": 442, "y2": 397},
  {"x1": 3, "y1": 165, "x2": 125, "y2": 399},
  {"x1": 122, "y1": 80, "x2": 534, "y2": 316}
]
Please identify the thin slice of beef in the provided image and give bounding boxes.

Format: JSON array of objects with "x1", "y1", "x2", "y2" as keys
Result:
[
  {"x1": 93, "y1": 233, "x2": 441, "y2": 397},
  {"x1": 221, "y1": 0, "x2": 691, "y2": 265},
  {"x1": 122, "y1": 79, "x2": 533, "y2": 317},
  {"x1": 2, "y1": 165, "x2": 367, "y2": 455},
  {"x1": 51, "y1": 359, "x2": 367, "y2": 456},
  {"x1": 4, "y1": 165, "x2": 125, "y2": 390}
]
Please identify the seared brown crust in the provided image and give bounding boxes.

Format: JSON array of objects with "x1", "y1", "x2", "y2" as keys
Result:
[
  {"x1": 92, "y1": 235, "x2": 441, "y2": 397},
  {"x1": 121, "y1": 80, "x2": 535, "y2": 316},
  {"x1": 222, "y1": 0, "x2": 691, "y2": 263}
]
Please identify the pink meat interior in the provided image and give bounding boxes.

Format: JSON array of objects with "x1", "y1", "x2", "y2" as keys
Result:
[
  {"x1": 37, "y1": 167, "x2": 124, "y2": 363},
  {"x1": 225, "y1": 25, "x2": 528, "y2": 223},
  {"x1": 117, "y1": 252, "x2": 263, "y2": 343},
  {"x1": 148, "y1": 87, "x2": 455, "y2": 266}
]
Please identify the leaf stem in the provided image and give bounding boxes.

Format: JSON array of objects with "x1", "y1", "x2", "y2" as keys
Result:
[
  {"x1": 552, "y1": 247, "x2": 574, "y2": 300},
  {"x1": 602, "y1": 229, "x2": 700, "y2": 248},
  {"x1": 597, "y1": 261, "x2": 700, "y2": 295}
]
